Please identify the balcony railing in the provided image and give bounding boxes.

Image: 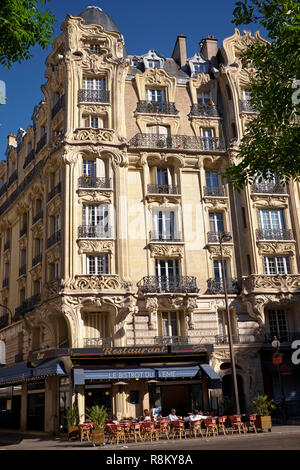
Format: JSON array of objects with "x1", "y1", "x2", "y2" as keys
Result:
[
  {"x1": 78, "y1": 89, "x2": 110, "y2": 104},
  {"x1": 84, "y1": 337, "x2": 112, "y2": 348},
  {"x1": 207, "y1": 231, "x2": 231, "y2": 243},
  {"x1": 36, "y1": 133, "x2": 47, "y2": 153},
  {"x1": 147, "y1": 184, "x2": 179, "y2": 195},
  {"x1": 215, "y1": 334, "x2": 240, "y2": 345},
  {"x1": 239, "y1": 100, "x2": 257, "y2": 113},
  {"x1": 78, "y1": 176, "x2": 111, "y2": 189},
  {"x1": 47, "y1": 230, "x2": 61, "y2": 248},
  {"x1": 0, "y1": 314, "x2": 9, "y2": 329},
  {"x1": 78, "y1": 225, "x2": 112, "y2": 239},
  {"x1": 256, "y1": 228, "x2": 294, "y2": 241},
  {"x1": 138, "y1": 275, "x2": 199, "y2": 293},
  {"x1": 206, "y1": 278, "x2": 241, "y2": 295},
  {"x1": 265, "y1": 331, "x2": 300, "y2": 343},
  {"x1": 8, "y1": 170, "x2": 18, "y2": 187},
  {"x1": 48, "y1": 182, "x2": 61, "y2": 202},
  {"x1": 32, "y1": 210, "x2": 43, "y2": 225},
  {"x1": 51, "y1": 94, "x2": 65, "y2": 119},
  {"x1": 252, "y1": 182, "x2": 287, "y2": 194},
  {"x1": 150, "y1": 231, "x2": 182, "y2": 242},
  {"x1": 19, "y1": 264, "x2": 27, "y2": 277},
  {"x1": 203, "y1": 186, "x2": 226, "y2": 197},
  {"x1": 32, "y1": 253, "x2": 42, "y2": 267},
  {"x1": 13, "y1": 293, "x2": 41, "y2": 321},
  {"x1": 23, "y1": 149, "x2": 35, "y2": 169},
  {"x1": 136, "y1": 101, "x2": 179, "y2": 115},
  {"x1": 2, "y1": 277, "x2": 9, "y2": 288},
  {"x1": 129, "y1": 133, "x2": 226, "y2": 151},
  {"x1": 154, "y1": 336, "x2": 189, "y2": 345},
  {"x1": 190, "y1": 103, "x2": 220, "y2": 118},
  {"x1": 4, "y1": 240, "x2": 10, "y2": 251}
]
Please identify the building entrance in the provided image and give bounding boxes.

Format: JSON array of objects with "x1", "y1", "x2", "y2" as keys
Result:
[{"x1": 84, "y1": 386, "x2": 112, "y2": 415}]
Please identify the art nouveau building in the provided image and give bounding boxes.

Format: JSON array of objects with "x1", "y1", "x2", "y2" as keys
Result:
[{"x1": 0, "y1": 6, "x2": 299, "y2": 433}]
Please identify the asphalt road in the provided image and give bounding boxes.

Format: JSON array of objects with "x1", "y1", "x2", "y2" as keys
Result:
[{"x1": 0, "y1": 425, "x2": 300, "y2": 451}]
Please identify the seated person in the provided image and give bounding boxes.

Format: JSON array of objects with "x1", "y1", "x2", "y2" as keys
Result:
[
  {"x1": 168, "y1": 408, "x2": 179, "y2": 422},
  {"x1": 143, "y1": 409, "x2": 152, "y2": 421}
]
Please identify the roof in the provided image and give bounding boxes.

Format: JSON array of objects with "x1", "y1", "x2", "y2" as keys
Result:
[{"x1": 78, "y1": 6, "x2": 120, "y2": 33}]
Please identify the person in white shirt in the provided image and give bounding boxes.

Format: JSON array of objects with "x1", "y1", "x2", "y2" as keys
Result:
[
  {"x1": 190, "y1": 410, "x2": 207, "y2": 421},
  {"x1": 168, "y1": 409, "x2": 179, "y2": 421}
]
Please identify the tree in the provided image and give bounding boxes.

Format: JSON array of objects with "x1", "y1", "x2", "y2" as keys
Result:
[
  {"x1": 225, "y1": 0, "x2": 300, "y2": 190},
  {"x1": 0, "y1": 0, "x2": 55, "y2": 69}
]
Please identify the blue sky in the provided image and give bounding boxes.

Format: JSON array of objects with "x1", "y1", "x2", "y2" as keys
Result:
[{"x1": 0, "y1": 0, "x2": 266, "y2": 161}]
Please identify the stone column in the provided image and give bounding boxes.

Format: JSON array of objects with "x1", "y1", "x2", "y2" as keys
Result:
[
  {"x1": 77, "y1": 385, "x2": 85, "y2": 424},
  {"x1": 20, "y1": 382, "x2": 27, "y2": 431},
  {"x1": 44, "y1": 376, "x2": 59, "y2": 435}
]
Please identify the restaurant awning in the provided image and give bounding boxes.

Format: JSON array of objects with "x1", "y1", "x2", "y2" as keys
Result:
[
  {"x1": 199, "y1": 364, "x2": 222, "y2": 389},
  {"x1": 32, "y1": 358, "x2": 66, "y2": 378},
  {"x1": 74, "y1": 367, "x2": 156, "y2": 384},
  {"x1": 155, "y1": 365, "x2": 200, "y2": 379},
  {"x1": 0, "y1": 358, "x2": 66, "y2": 385}
]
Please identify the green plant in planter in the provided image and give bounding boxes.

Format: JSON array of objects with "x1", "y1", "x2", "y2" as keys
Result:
[
  {"x1": 252, "y1": 394, "x2": 276, "y2": 416},
  {"x1": 85, "y1": 405, "x2": 108, "y2": 430},
  {"x1": 64, "y1": 406, "x2": 79, "y2": 427}
]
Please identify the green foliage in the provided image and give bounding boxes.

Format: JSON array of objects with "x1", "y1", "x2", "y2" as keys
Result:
[
  {"x1": 252, "y1": 394, "x2": 276, "y2": 416},
  {"x1": 64, "y1": 406, "x2": 79, "y2": 427},
  {"x1": 225, "y1": 0, "x2": 300, "y2": 189},
  {"x1": 0, "y1": 0, "x2": 55, "y2": 69},
  {"x1": 85, "y1": 405, "x2": 108, "y2": 431}
]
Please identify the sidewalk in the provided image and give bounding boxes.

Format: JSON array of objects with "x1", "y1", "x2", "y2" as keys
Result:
[{"x1": 0, "y1": 425, "x2": 300, "y2": 451}]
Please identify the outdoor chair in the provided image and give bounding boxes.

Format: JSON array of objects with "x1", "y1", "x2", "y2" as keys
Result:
[
  {"x1": 141, "y1": 421, "x2": 158, "y2": 441},
  {"x1": 229, "y1": 415, "x2": 246, "y2": 435},
  {"x1": 246, "y1": 414, "x2": 257, "y2": 433},
  {"x1": 128, "y1": 422, "x2": 143, "y2": 442},
  {"x1": 106, "y1": 423, "x2": 126, "y2": 444},
  {"x1": 189, "y1": 419, "x2": 203, "y2": 438},
  {"x1": 172, "y1": 420, "x2": 187, "y2": 440},
  {"x1": 217, "y1": 416, "x2": 228, "y2": 435},
  {"x1": 78, "y1": 424, "x2": 91, "y2": 442},
  {"x1": 156, "y1": 419, "x2": 170, "y2": 440},
  {"x1": 205, "y1": 417, "x2": 218, "y2": 437}
]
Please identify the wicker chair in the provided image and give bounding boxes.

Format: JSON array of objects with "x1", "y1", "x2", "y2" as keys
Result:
[
  {"x1": 229, "y1": 415, "x2": 246, "y2": 435},
  {"x1": 172, "y1": 420, "x2": 187, "y2": 440},
  {"x1": 205, "y1": 417, "x2": 218, "y2": 437}
]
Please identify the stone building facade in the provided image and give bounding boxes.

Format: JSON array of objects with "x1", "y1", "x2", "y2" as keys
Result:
[{"x1": 0, "y1": 6, "x2": 299, "y2": 433}]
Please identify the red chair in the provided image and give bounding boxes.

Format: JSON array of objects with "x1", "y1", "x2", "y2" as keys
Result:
[
  {"x1": 229, "y1": 415, "x2": 246, "y2": 435},
  {"x1": 78, "y1": 424, "x2": 91, "y2": 441},
  {"x1": 172, "y1": 420, "x2": 187, "y2": 440},
  {"x1": 217, "y1": 416, "x2": 228, "y2": 435},
  {"x1": 205, "y1": 417, "x2": 218, "y2": 437},
  {"x1": 107, "y1": 423, "x2": 126, "y2": 444},
  {"x1": 128, "y1": 422, "x2": 143, "y2": 442},
  {"x1": 156, "y1": 419, "x2": 170, "y2": 440},
  {"x1": 141, "y1": 421, "x2": 158, "y2": 441},
  {"x1": 189, "y1": 419, "x2": 203, "y2": 438},
  {"x1": 246, "y1": 414, "x2": 257, "y2": 433}
]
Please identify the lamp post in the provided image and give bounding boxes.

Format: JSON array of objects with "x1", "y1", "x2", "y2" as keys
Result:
[
  {"x1": 218, "y1": 231, "x2": 240, "y2": 415},
  {"x1": 271, "y1": 336, "x2": 286, "y2": 424}
]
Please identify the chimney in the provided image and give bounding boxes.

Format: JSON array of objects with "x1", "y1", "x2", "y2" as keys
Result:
[
  {"x1": 200, "y1": 35, "x2": 218, "y2": 63},
  {"x1": 172, "y1": 34, "x2": 187, "y2": 68},
  {"x1": 7, "y1": 132, "x2": 17, "y2": 148}
]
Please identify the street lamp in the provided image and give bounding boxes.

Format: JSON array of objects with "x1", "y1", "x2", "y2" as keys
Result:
[
  {"x1": 218, "y1": 231, "x2": 241, "y2": 415},
  {"x1": 271, "y1": 336, "x2": 286, "y2": 423}
]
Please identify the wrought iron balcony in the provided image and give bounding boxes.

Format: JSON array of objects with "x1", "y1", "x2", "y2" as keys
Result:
[
  {"x1": 147, "y1": 184, "x2": 179, "y2": 195},
  {"x1": 0, "y1": 314, "x2": 9, "y2": 329},
  {"x1": 215, "y1": 334, "x2": 240, "y2": 345},
  {"x1": 84, "y1": 337, "x2": 112, "y2": 348},
  {"x1": 129, "y1": 133, "x2": 226, "y2": 151},
  {"x1": 20, "y1": 226, "x2": 27, "y2": 238},
  {"x1": 36, "y1": 133, "x2": 47, "y2": 153},
  {"x1": 32, "y1": 253, "x2": 42, "y2": 267},
  {"x1": 4, "y1": 240, "x2": 10, "y2": 251},
  {"x1": 0, "y1": 183, "x2": 7, "y2": 198},
  {"x1": 138, "y1": 275, "x2": 199, "y2": 293},
  {"x1": 154, "y1": 336, "x2": 189, "y2": 345},
  {"x1": 256, "y1": 228, "x2": 294, "y2": 241},
  {"x1": 206, "y1": 278, "x2": 241, "y2": 295},
  {"x1": 19, "y1": 264, "x2": 27, "y2": 277},
  {"x1": 203, "y1": 186, "x2": 226, "y2": 197},
  {"x1": 78, "y1": 89, "x2": 110, "y2": 104},
  {"x1": 47, "y1": 182, "x2": 61, "y2": 202},
  {"x1": 150, "y1": 231, "x2": 182, "y2": 242},
  {"x1": 13, "y1": 293, "x2": 41, "y2": 321},
  {"x1": 8, "y1": 170, "x2": 18, "y2": 187},
  {"x1": 190, "y1": 103, "x2": 220, "y2": 117},
  {"x1": 51, "y1": 94, "x2": 65, "y2": 119},
  {"x1": 265, "y1": 331, "x2": 300, "y2": 343},
  {"x1": 207, "y1": 231, "x2": 231, "y2": 243},
  {"x1": 2, "y1": 277, "x2": 9, "y2": 288},
  {"x1": 23, "y1": 149, "x2": 35, "y2": 169},
  {"x1": 78, "y1": 176, "x2": 111, "y2": 189},
  {"x1": 47, "y1": 230, "x2": 61, "y2": 248},
  {"x1": 239, "y1": 100, "x2": 257, "y2": 113},
  {"x1": 252, "y1": 182, "x2": 287, "y2": 194},
  {"x1": 78, "y1": 225, "x2": 112, "y2": 239},
  {"x1": 136, "y1": 100, "x2": 179, "y2": 115},
  {"x1": 32, "y1": 210, "x2": 43, "y2": 225}
]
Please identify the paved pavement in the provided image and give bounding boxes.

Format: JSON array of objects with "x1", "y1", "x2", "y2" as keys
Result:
[{"x1": 0, "y1": 425, "x2": 300, "y2": 451}]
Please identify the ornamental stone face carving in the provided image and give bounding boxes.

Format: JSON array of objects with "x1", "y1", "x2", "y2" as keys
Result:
[
  {"x1": 149, "y1": 244, "x2": 184, "y2": 258},
  {"x1": 207, "y1": 245, "x2": 233, "y2": 258},
  {"x1": 77, "y1": 190, "x2": 112, "y2": 204},
  {"x1": 145, "y1": 297, "x2": 159, "y2": 330},
  {"x1": 47, "y1": 196, "x2": 61, "y2": 216},
  {"x1": 257, "y1": 242, "x2": 295, "y2": 256},
  {"x1": 251, "y1": 195, "x2": 289, "y2": 208}
]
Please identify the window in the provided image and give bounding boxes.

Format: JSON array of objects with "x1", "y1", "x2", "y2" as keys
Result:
[
  {"x1": 86, "y1": 255, "x2": 108, "y2": 275},
  {"x1": 83, "y1": 77, "x2": 106, "y2": 91},
  {"x1": 19, "y1": 288, "x2": 26, "y2": 305},
  {"x1": 148, "y1": 125, "x2": 170, "y2": 136},
  {"x1": 50, "y1": 214, "x2": 60, "y2": 234},
  {"x1": 258, "y1": 209, "x2": 285, "y2": 230},
  {"x1": 34, "y1": 238, "x2": 42, "y2": 257},
  {"x1": 214, "y1": 259, "x2": 228, "y2": 285},
  {"x1": 83, "y1": 116, "x2": 106, "y2": 129},
  {"x1": 197, "y1": 91, "x2": 210, "y2": 104},
  {"x1": 148, "y1": 60, "x2": 160, "y2": 68},
  {"x1": 49, "y1": 262, "x2": 59, "y2": 281},
  {"x1": 146, "y1": 88, "x2": 165, "y2": 102},
  {"x1": 264, "y1": 256, "x2": 290, "y2": 275},
  {"x1": 242, "y1": 89, "x2": 251, "y2": 101},
  {"x1": 33, "y1": 280, "x2": 41, "y2": 295},
  {"x1": 85, "y1": 312, "x2": 109, "y2": 343},
  {"x1": 201, "y1": 128, "x2": 214, "y2": 150},
  {"x1": 209, "y1": 212, "x2": 224, "y2": 234},
  {"x1": 193, "y1": 63, "x2": 209, "y2": 74},
  {"x1": 155, "y1": 259, "x2": 179, "y2": 278},
  {"x1": 205, "y1": 171, "x2": 219, "y2": 194},
  {"x1": 83, "y1": 205, "x2": 109, "y2": 228},
  {"x1": 83, "y1": 160, "x2": 96, "y2": 178},
  {"x1": 162, "y1": 311, "x2": 179, "y2": 338},
  {"x1": 268, "y1": 309, "x2": 288, "y2": 340},
  {"x1": 152, "y1": 209, "x2": 176, "y2": 241}
]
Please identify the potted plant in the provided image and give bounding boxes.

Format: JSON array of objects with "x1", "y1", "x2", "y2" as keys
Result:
[
  {"x1": 65, "y1": 406, "x2": 79, "y2": 440},
  {"x1": 252, "y1": 394, "x2": 276, "y2": 432},
  {"x1": 86, "y1": 405, "x2": 108, "y2": 446}
]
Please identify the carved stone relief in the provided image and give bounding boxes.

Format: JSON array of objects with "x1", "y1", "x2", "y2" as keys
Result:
[{"x1": 77, "y1": 239, "x2": 114, "y2": 254}]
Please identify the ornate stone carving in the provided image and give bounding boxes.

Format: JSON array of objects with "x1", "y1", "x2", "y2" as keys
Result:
[
  {"x1": 74, "y1": 128, "x2": 117, "y2": 143},
  {"x1": 77, "y1": 189, "x2": 112, "y2": 204},
  {"x1": 62, "y1": 275, "x2": 132, "y2": 291},
  {"x1": 251, "y1": 195, "x2": 289, "y2": 208},
  {"x1": 204, "y1": 198, "x2": 229, "y2": 211},
  {"x1": 149, "y1": 243, "x2": 184, "y2": 258},
  {"x1": 257, "y1": 242, "x2": 295, "y2": 256},
  {"x1": 46, "y1": 245, "x2": 61, "y2": 263},
  {"x1": 186, "y1": 297, "x2": 198, "y2": 330},
  {"x1": 242, "y1": 274, "x2": 300, "y2": 293},
  {"x1": 77, "y1": 239, "x2": 114, "y2": 254},
  {"x1": 31, "y1": 220, "x2": 44, "y2": 239},
  {"x1": 30, "y1": 264, "x2": 42, "y2": 281},
  {"x1": 145, "y1": 297, "x2": 159, "y2": 330},
  {"x1": 207, "y1": 245, "x2": 233, "y2": 259},
  {"x1": 47, "y1": 195, "x2": 61, "y2": 216}
]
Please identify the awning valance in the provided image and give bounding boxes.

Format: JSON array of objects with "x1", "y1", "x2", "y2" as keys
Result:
[
  {"x1": 199, "y1": 364, "x2": 222, "y2": 389},
  {"x1": 0, "y1": 358, "x2": 66, "y2": 385},
  {"x1": 156, "y1": 366, "x2": 200, "y2": 378},
  {"x1": 75, "y1": 367, "x2": 156, "y2": 384}
]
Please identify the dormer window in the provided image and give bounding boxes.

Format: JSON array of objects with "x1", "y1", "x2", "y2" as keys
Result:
[
  {"x1": 188, "y1": 53, "x2": 209, "y2": 77},
  {"x1": 143, "y1": 50, "x2": 165, "y2": 70},
  {"x1": 146, "y1": 88, "x2": 166, "y2": 103},
  {"x1": 148, "y1": 60, "x2": 160, "y2": 68},
  {"x1": 194, "y1": 63, "x2": 209, "y2": 74},
  {"x1": 197, "y1": 91, "x2": 210, "y2": 104},
  {"x1": 90, "y1": 44, "x2": 101, "y2": 55}
]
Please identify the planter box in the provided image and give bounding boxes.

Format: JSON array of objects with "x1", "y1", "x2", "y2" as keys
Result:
[
  {"x1": 68, "y1": 426, "x2": 79, "y2": 440},
  {"x1": 92, "y1": 429, "x2": 105, "y2": 446},
  {"x1": 255, "y1": 415, "x2": 272, "y2": 432}
]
